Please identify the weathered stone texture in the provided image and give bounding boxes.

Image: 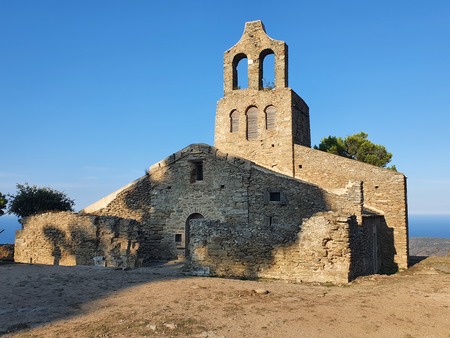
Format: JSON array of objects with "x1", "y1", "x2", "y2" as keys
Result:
[
  {"x1": 14, "y1": 212, "x2": 139, "y2": 268},
  {"x1": 90, "y1": 145, "x2": 250, "y2": 261},
  {"x1": 87, "y1": 144, "x2": 361, "y2": 267},
  {"x1": 187, "y1": 214, "x2": 363, "y2": 284},
  {"x1": 223, "y1": 20, "x2": 288, "y2": 93},
  {"x1": 216, "y1": 21, "x2": 310, "y2": 177},
  {"x1": 294, "y1": 145, "x2": 408, "y2": 271},
  {"x1": 216, "y1": 89, "x2": 310, "y2": 177}
]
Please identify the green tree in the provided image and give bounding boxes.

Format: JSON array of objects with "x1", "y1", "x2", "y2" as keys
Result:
[
  {"x1": 314, "y1": 135, "x2": 347, "y2": 157},
  {"x1": 314, "y1": 132, "x2": 396, "y2": 169},
  {"x1": 8, "y1": 183, "x2": 75, "y2": 218},
  {"x1": 0, "y1": 192, "x2": 7, "y2": 217}
]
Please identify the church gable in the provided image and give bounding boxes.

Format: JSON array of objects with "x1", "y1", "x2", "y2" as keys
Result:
[{"x1": 82, "y1": 143, "x2": 364, "y2": 265}]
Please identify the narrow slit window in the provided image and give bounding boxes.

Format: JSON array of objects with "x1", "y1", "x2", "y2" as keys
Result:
[{"x1": 195, "y1": 162, "x2": 203, "y2": 181}]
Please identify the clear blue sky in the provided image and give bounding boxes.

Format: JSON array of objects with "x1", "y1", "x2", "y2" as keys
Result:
[{"x1": 1, "y1": 0, "x2": 449, "y2": 219}]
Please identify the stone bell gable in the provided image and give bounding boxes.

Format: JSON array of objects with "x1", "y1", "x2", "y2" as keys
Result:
[{"x1": 215, "y1": 20, "x2": 311, "y2": 177}]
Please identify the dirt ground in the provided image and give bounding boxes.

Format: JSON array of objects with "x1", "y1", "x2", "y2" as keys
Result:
[{"x1": 0, "y1": 257, "x2": 449, "y2": 338}]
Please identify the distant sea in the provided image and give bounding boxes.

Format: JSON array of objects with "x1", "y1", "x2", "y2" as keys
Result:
[
  {"x1": 408, "y1": 214, "x2": 450, "y2": 238},
  {"x1": 0, "y1": 214, "x2": 449, "y2": 244}
]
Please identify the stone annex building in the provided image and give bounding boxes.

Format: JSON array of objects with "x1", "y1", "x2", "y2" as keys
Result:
[{"x1": 15, "y1": 21, "x2": 408, "y2": 284}]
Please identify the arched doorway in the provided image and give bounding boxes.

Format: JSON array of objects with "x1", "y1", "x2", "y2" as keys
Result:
[{"x1": 185, "y1": 213, "x2": 204, "y2": 257}]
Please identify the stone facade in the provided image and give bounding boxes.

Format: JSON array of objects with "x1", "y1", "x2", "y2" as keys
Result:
[
  {"x1": 214, "y1": 20, "x2": 408, "y2": 271},
  {"x1": 14, "y1": 212, "x2": 140, "y2": 268},
  {"x1": 14, "y1": 20, "x2": 408, "y2": 283},
  {"x1": 85, "y1": 144, "x2": 364, "y2": 267},
  {"x1": 187, "y1": 214, "x2": 374, "y2": 284},
  {"x1": 293, "y1": 146, "x2": 408, "y2": 271}
]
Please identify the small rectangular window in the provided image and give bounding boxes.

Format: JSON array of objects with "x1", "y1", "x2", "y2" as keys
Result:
[
  {"x1": 175, "y1": 234, "x2": 182, "y2": 243},
  {"x1": 264, "y1": 190, "x2": 286, "y2": 205},
  {"x1": 190, "y1": 161, "x2": 204, "y2": 183},
  {"x1": 269, "y1": 192, "x2": 281, "y2": 202}
]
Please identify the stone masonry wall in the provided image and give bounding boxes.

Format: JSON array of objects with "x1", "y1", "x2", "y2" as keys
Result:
[
  {"x1": 187, "y1": 213, "x2": 358, "y2": 284},
  {"x1": 90, "y1": 144, "x2": 364, "y2": 266},
  {"x1": 215, "y1": 88, "x2": 302, "y2": 177},
  {"x1": 247, "y1": 165, "x2": 364, "y2": 228},
  {"x1": 93, "y1": 144, "x2": 252, "y2": 262},
  {"x1": 223, "y1": 20, "x2": 288, "y2": 93},
  {"x1": 294, "y1": 145, "x2": 408, "y2": 271},
  {"x1": 15, "y1": 212, "x2": 140, "y2": 268},
  {"x1": 216, "y1": 20, "x2": 310, "y2": 178}
]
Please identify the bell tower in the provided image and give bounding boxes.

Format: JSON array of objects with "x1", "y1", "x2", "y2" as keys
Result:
[{"x1": 214, "y1": 20, "x2": 310, "y2": 176}]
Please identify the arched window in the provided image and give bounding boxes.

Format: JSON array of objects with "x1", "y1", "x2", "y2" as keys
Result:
[
  {"x1": 246, "y1": 106, "x2": 258, "y2": 140},
  {"x1": 232, "y1": 53, "x2": 248, "y2": 89},
  {"x1": 260, "y1": 49, "x2": 275, "y2": 89},
  {"x1": 230, "y1": 110, "x2": 239, "y2": 132},
  {"x1": 265, "y1": 105, "x2": 276, "y2": 129}
]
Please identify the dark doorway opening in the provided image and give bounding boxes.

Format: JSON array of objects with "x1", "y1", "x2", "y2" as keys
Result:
[{"x1": 185, "y1": 213, "x2": 204, "y2": 257}]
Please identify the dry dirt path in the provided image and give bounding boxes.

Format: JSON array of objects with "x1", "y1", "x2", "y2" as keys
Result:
[{"x1": 0, "y1": 258, "x2": 449, "y2": 337}]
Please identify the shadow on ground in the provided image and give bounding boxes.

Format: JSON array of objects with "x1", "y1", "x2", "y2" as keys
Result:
[
  {"x1": 0, "y1": 260, "x2": 186, "y2": 335},
  {"x1": 408, "y1": 255, "x2": 429, "y2": 267}
]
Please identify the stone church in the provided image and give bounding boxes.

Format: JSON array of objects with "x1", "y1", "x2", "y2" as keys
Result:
[{"x1": 15, "y1": 21, "x2": 408, "y2": 284}]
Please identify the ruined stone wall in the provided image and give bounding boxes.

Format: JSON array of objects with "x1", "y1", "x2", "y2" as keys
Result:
[
  {"x1": 93, "y1": 145, "x2": 253, "y2": 262},
  {"x1": 14, "y1": 212, "x2": 139, "y2": 268},
  {"x1": 91, "y1": 144, "x2": 363, "y2": 264},
  {"x1": 293, "y1": 145, "x2": 408, "y2": 271},
  {"x1": 187, "y1": 214, "x2": 358, "y2": 284}
]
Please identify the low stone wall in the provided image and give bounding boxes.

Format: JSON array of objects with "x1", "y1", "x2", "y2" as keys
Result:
[
  {"x1": 187, "y1": 212, "x2": 362, "y2": 284},
  {"x1": 15, "y1": 212, "x2": 140, "y2": 268}
]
